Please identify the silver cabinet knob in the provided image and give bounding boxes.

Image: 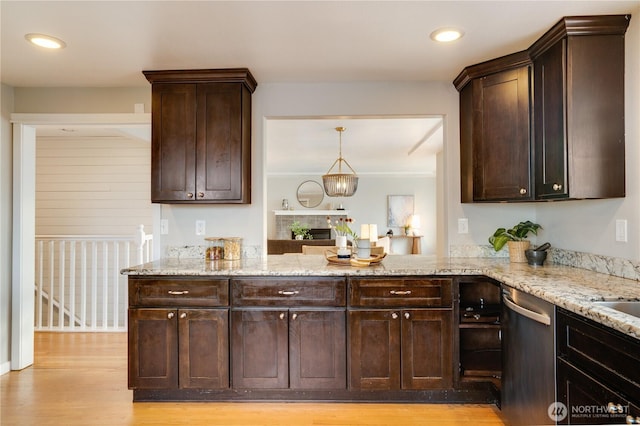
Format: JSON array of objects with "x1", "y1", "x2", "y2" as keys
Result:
[
  {"x1": 404, "y1": 312, "x2": 410, "y2": 319},
  {"x1": 391, "y1": 312, "x2": 398, "y2": 319},
  {"x1": 167, "y1": 312, "x2": 175, "y2": 319},
  {"x1": 291, "y1": 313, "x2": 298, "y2": 320},
  {"x1": 197, "y1": 192, "x2": 204, "y2": 198},
  {"x1": 186, "y1": 192, "x2": 194, "y2": 199},
  {"x1": 552, "y1": 183, "x2": 563, "y2": 191},
  {"x1": 279, "y1": 312, "x2": 286, "y2": 320},
  {"x1": 180, "y1": 312, "x2": 187, "y2": 319},
  {"x1": 519, "y1": 188, "x2": 527, "y2": 195}
]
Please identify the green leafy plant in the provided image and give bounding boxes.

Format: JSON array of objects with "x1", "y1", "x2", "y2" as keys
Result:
[
  {"x1": 290, "y1": 221, "x2": 312, "y2": 240},
  {"x1": 489, "y1": 221, "x2": 542, "y2": 251}
]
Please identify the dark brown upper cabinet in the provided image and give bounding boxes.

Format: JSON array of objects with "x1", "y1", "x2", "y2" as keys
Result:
[
  {"x1": 529, "y1": 15, "x2": 629, "y2": 200},
  {"x1": 143, "y1": 69, "x2": 257, "y2": 204},
  {"x1": 455, "y1": 15, "x2": 630, "y2": 203},
  {"x1": 455, "y1": 52, "x2": 533, "y2": 202}
]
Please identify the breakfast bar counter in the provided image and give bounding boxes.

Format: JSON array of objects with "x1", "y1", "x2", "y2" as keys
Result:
[{"x1": 122, "y1": 255, "x2": 640, "y2": 340}]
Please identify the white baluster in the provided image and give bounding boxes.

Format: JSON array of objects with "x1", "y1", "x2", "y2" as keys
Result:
[{"x1": 134, "y1": 224, "x2": 145, "y2": 265}]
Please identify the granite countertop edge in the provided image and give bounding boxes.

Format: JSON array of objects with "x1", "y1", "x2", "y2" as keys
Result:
[{"x1": 121, "y1": 255, "x2": 640, "y2": 340}]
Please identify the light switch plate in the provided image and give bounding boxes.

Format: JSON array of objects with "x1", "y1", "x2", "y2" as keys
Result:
[
  {"x1": 160, "y1": 219, "x2": 169, "y2": 235},
  {"x1": 615, "y1": 219, "x2": 627, "y2": 242},
  {"x1": 196, "y1": 220, "x2": 206, "y2": 236},
  {"x1": 458, "y1": 218, "x2": 469, "y2": 234}
]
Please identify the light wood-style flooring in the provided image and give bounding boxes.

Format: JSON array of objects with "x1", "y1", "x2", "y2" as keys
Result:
[{"x1": 1, "y1": 332, "x2": 505, "y2": 425}]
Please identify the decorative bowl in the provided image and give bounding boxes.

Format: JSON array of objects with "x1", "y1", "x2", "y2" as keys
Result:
[{"x1": 525, "y1": 249, "x2": 547, "y2": 266}]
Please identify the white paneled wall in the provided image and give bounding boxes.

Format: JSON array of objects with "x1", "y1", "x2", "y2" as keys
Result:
[{"x1": 35, "y1": 136, "x2": 152, "y2": 235}]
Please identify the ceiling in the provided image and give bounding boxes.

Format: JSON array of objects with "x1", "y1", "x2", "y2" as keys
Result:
[{"x1": 3, "y1": 1, "x2": 637, "y2": 175}]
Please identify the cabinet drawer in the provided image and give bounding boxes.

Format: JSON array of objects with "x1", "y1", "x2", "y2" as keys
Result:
[
  {"x1": 231, "y1": 277, "x2": 346, "y2": 307},
  {"x1": 557, "y1": 309, "x2": 640, "y2": 405},
  {"x1": 129, "y1": 278, "x2": 229, "y2": 307},
  {"x1": 349, "y1": 277, "x2": 452, "y2": 307}
]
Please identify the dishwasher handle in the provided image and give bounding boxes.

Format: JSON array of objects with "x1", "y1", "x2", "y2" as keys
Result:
[{"x1": 503, "y1": 293, "x2": 551, "y2": 326}]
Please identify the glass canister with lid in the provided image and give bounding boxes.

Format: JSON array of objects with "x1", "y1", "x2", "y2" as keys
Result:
[
  {"x1": 223, "y1": 237, "x2": 242, "y2": 260},
  {"x1": 205, "y1": 237, "x2": 225, "y2": 260}
]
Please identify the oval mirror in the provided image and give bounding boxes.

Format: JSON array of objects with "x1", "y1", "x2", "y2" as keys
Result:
[{"x1": 296, "y1": 180, "x2": 324, "y2": 208}]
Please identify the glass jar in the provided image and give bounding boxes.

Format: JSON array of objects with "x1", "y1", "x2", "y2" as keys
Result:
[
  {"x1": 205, "y1": 237, "x2": 225, "y2": 260},
  {"x1": 223, "y1": 237, "x2": 242, "y2": 260}
]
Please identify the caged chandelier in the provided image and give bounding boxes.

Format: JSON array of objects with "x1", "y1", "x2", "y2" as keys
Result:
[{"x1": 322, "y1": 127, "x2": 359, "y2": 197}]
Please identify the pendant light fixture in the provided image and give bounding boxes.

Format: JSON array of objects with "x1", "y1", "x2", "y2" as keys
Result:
[{"x1": 322, "y1": 126, "x2": 359, "y2": 197}]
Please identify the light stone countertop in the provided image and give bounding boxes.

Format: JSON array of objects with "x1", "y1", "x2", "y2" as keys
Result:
[{"x1": 121, "y1": 255, "x2": 640, "y2": 340}]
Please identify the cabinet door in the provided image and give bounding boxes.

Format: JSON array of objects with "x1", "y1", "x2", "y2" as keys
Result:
[
  {"x1": 128, "y1": 308, "x2": 178, "y2": 389},
  {"x1": 231, "y1": 309, "x2": 288, "y2": 389},
  {"x1": 178, "y1": 309, "x2": 229, "y2": 389},
  {"x1": 150, "y1": 83, "x2": 197, "y2": 202},
  {"x1": 289, "y1": 309, "x2": 346, "y2": 390},
  {"x1": 197, "y1": 83, "x2": 250, "y2": 203},
  {"x1": 558, "y1": 359, "x2": 640, "y2": 425},
  {"x1": 401, "y1": 309, "x2": 453, "y2": 389},
  {"x1": 349, "y1": 310, "x2": 401, "y2": 390},
  {"x1": 534, "y1": 40, "x2": 568, "y2": 199},
  {"x1": 472, "y1": 66, "x2": 532, "y2": 201}
]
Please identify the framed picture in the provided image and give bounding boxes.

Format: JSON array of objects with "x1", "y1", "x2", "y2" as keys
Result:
[{"x1": 387, "y1": 195, "x2": 414, "y2": 227}]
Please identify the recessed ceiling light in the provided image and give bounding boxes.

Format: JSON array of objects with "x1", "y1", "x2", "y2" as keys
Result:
[
  {"x1": 25, "y1": 33, "x2": 66, "y2": 49},
  {"x1": 430, "y1": 28, "x2": 464, "y2": 43}
]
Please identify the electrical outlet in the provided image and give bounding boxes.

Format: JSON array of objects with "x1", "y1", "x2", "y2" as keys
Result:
[
  {"x1": 195, "y1": 220, "x2": 206, "y2": 236},
  {"x1": 615, "y1": 219, "x2": 627, "y2": 242},
  {"x1": 458, "y1": 218, "x2": 469, "y2": 234},
  {"x1": 160, "y1": 219, "x2": 169, "y2": 235}
]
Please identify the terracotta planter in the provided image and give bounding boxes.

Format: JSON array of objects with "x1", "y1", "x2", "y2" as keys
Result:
[{"x1": 507, "y1": 240, "x2": 530, "y2": 263}]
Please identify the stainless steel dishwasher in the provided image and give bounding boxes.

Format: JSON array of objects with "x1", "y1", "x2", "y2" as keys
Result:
[{"x1": 502, "y1": 285, "x2": 556, "y2": 425}]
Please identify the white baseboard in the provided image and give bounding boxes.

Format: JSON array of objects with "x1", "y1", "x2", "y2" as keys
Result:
[{"x1": 0, "y1": 361, "x2": 10, "y2": 375}]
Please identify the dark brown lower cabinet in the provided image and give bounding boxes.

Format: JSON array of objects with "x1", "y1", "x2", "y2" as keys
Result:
[
  {"x1": 231, "y1": 309, "x2": 346, "y2": 390},
  {"x1": 557, "y1": 309, "x2": 640, "y2": 424},
  {"x1": 349, "y1": 309, "x2": 453, "y2": 390},
  {"x1": 128, "y1": 308, "x2": 229, "y2": 390}
]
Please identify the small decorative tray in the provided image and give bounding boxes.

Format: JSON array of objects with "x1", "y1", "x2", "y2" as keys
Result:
[{"x1": 325, "y1": 252, "x2": 386, "y2": 266}]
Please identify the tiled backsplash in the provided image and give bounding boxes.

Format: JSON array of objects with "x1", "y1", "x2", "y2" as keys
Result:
[{"x1": 275, "y1": 214, "x2": 344, "y2": 240}]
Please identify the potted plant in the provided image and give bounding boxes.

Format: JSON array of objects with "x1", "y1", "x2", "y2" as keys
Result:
[
  {"x1": 489, "y1": 221, "x2": 542, "y2": 263},
  {"x1": 290, "y1": 221, "x2": 312, "y2": 240}
]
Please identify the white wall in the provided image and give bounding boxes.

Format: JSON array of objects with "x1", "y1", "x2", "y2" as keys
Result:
[
  {"x1": 35, "y1": 136, "x2": 152, "y2": 235},
  {"x1": 267, "y1": 174, "x2": 437, "y2": 254},
  {"x1": 1, "y1": 83, "x2": 15, "y2": 373}
]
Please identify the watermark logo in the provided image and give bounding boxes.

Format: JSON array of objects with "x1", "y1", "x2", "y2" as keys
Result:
[{"x1": 548, "y1": 402, "x2": 568, "y2": 422}]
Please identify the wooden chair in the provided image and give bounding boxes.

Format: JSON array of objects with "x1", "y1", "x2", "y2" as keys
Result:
[
  {"x1": 302, "y1": 245, "x2": 337, "y2": 255},
  {"x1": 374, "y1": 236, "x2": 390, "y2": 254}
]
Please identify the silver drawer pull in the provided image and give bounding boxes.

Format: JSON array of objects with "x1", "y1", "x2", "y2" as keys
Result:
[
  {"x1": 168, "y1": 290, "x2": 189, "y2": 295},
  {"x1": 278, "y1": 290, "x2": 299, "y2": 296},
  {"x1": 390, "y1": 290, "x2": 412, "y2": 296}
]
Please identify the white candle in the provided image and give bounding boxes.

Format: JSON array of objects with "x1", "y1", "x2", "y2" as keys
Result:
[
  {"x1": 369, "y1": 224, "x2": 378, "y2": 243},
  {"x1": 360, "y1": 224, "x2": 370, "y2": 240}
]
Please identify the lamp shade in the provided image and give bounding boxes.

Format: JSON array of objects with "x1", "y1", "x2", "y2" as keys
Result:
[
  {"x1": 322, "y1": 174, "x2": 358, "y2": 197},
  {"x1": 322, "y1": 127, "x2": 358, "y2": 197}
]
